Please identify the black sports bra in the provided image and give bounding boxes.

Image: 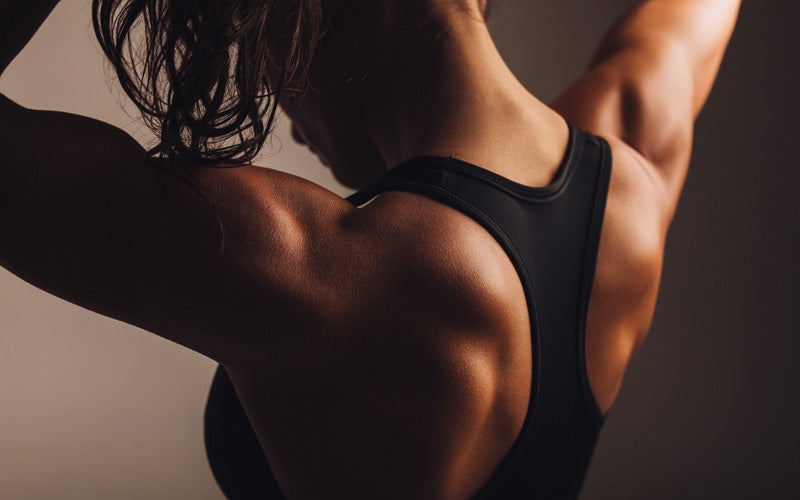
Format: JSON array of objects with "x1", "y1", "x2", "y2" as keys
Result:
[{"x1": 204, "y1": 123, "x2": 613, "y2": 499}]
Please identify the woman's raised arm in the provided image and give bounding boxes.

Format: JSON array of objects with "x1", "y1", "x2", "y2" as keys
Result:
[
  {"x1": 552, "y1": 0, "x2": 741, "y2": 222},
  {"x1": 0, "y1": 3, "x2": 365, "y2": 368}
]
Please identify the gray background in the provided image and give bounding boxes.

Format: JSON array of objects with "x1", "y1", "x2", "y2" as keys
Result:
[{"x1": 0, "y1": 0, "x2": 797, "y2": 498}]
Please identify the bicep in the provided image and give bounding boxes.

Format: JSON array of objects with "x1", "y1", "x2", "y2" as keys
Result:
[
  {"x1": 0, "y1": 95, "x2": 256, "y2": 361},
  {"x1": 551, "y1": 38, "x2": 695, "y2": 205},
  {"x1": 0, "y1": 93, "x2": 150, "y2": 204},
  {"x1": 551, "y1": 0, "x2": 739, "y2": 215}
]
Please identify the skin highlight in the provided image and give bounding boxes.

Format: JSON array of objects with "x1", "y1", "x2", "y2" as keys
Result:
[{"x1": 0, "y1": 0, "x2": 741, "y2": 498}]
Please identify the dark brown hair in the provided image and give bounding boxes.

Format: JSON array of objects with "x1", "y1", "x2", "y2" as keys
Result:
[{"x1": 92, "y1": 0, "x2": 323, "y2": 165}]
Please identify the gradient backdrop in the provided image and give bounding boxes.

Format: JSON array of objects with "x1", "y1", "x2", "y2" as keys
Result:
[{"x1": 0, "y1": 1, "x2": 797, "y2": 499}]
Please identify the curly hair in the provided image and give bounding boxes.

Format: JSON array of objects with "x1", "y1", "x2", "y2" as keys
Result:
[{"x1": 92, "y1": 0, "x2": 323, "y2": 165}]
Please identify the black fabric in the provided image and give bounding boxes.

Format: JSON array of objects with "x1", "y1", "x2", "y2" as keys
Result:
[
  {"x1": 204, "y1": 124, "x2": 613, "y2": 499},
  {"x1": 205, "y1": 366, "x2": 286, "y2": 499}
]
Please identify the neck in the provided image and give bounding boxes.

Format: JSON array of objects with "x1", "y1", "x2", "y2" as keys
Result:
[{"x1": 358, "y1": 7, "x2": 549, "y2": 170}]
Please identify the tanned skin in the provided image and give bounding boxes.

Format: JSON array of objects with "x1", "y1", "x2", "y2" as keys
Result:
[{"x1": 0, "y1": 1, "x2": 740, "y2": 498}]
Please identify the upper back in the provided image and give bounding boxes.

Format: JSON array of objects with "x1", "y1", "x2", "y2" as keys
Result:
[
  {"x1": 350, "y1": 126, "x2": 613, "y2": 499},
  {"x1": 205, "y1": 121, "x2": 661, "y2": 499}
]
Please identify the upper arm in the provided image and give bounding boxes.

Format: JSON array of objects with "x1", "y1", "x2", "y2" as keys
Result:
[
  {"x1": 0, "y1": 94, "x2": 354, "y2": 365},
  {"x1": 553, "y1": 37, "x2": 695, "y2": 175},
  {"x1": 551, "y1": 0, "x2": 740, "y2": 217}
]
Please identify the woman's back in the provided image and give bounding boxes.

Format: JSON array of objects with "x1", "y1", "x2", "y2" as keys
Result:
[
  {"x1": 0, "y1": 0, "x2": 741, "y2": 498},
  {"x1": 207, "y1": 121, "x2": 625, "y2": 498}
]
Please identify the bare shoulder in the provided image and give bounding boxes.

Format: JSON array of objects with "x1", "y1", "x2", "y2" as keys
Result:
[
  {"x1": 345, "y1": 190, "x2": 528, "y2": 322},
  {"x1": 339, "y1": 190, "x2": 532, "y2": 370},
  {"x1": 234, "y1": 189, "x2": 531, "y2": 499}
]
